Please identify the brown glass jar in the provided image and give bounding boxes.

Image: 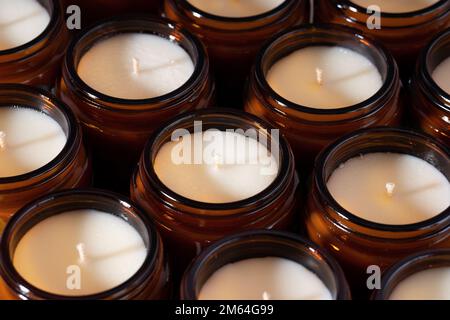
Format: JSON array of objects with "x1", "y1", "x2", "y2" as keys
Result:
[
  {"x1": 245, "y1": 24, "x2": 402, "y2": 168},
  {"x1": 305, "y1": 127, "x2": 450, "y2": 296},
  {"x1": 131, "y1": 109, "x2": 300, "y2": 274},
  {"x1": 372, "y1": 249, "x2": 450, "y2": 300},
  {"x1": 57, "y1": 16, "x2": 213, "y2": 192},
  {"x1": 0, "y1": 0, "x2": 70, "y2": 88},
  {"x1": 0, "y1": 189, "x2": 171, "y2": 300},
  {"x1": 317, "y1": 0, "x2": 450, "y2": 72},
  {"x1": 164, "y1": 0, "x2": 308, "y2": 106},
  {"x1": 61, "y1": 0, "x2": 163, "y2": 26},
  {"x1": 410, "y1": 28, "x2": 450, "y2": 147},
  {"x1": 180, "y1": 230, "x2": 351, "y2": 300},
  {"x1": 0, "y1": 84, "x2": 91, "y2": 223}
]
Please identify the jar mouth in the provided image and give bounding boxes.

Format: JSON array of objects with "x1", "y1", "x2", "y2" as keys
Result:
[
  {"x1": 0, "y1": 84, "x2": 78, "y2": 186},
  {"x1": 141, "y1": 108, "x2": 294, "y2": 215},
  {"x1": 255, "y1": 24, "x2": 397, "y2": 118},
  {"x1": 179, "y1": 0, "x2": 293, "y2": 23},
  {"x1": 0, "y1": 0, "x2": 59, "y2": 56},
  {"x1": 0, "y1": 189, "x2": 159, "y2": 300},
  {"x1": 336, "y1": 0, "x2": 449, "y2": 19},
  {"x1": 420, "y1": 27, "x2": 450, "y2": 112},
  {"x1": 181, "y1": 230, "x2": 351, "y2": 300},
  {"x1": 373, "y1": 249, "x2": 450, "y2": 300},
  {"x1": 64, "y1": 15, "x2": 207, "y2": 110},
  {"x1": 315, "y1": 127, "x2": 450, "y2": 233}
]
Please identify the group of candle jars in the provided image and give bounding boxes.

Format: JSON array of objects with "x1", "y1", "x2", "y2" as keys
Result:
[{"x1": 0, "y1": 0, "x2": 449, "y2": 300}]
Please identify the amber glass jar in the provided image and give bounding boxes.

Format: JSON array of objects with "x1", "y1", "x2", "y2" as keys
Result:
[
  {"x1": 305, "y1": 127, "x2": 450, "y2": 295},
  {"x1": 164, "y1": 0, "x2": 308, "y2": 106},
  {"x1": 317, "y1": 0, "x2": 450, "y2": 72},
  {"x1": 0, "y1": 189, "x2": 171, "y2": 300},
  {"x1": 57, "y1": 16, "x2": 213, "y2": 192},
  {"x1": 180, "y1": 230, "x2": 351, "y2": 300},
  {"x1": 131, "y1": 109, "x2": 300, "y2": 273},
  {"x1": 0, "y1": 84, "x2": 91, "y2": 223},
  {"x1": 61, "y1": 0, "x2": 163, "y2": 25},
  {"x1": 0, "y1": 0, "x2": 70, "y2": 88},
  {"x1": 245, "y1": 25, "x2": 402, "y2": 168},
  {"x1": 372, "y1": 249, "x2": 450, "y2": 300},
  {"x1": 410, "y1": 28, "x2": 450, "y2": 147}
]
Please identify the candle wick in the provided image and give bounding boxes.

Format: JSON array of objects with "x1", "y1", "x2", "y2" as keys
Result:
[
  {"x1": 315, "y1": 68, "x2": 324, "y2": 86},
  {"x1": 212, "y1": 151, "x2": 222, "y2": 169},
  {"x1": 76, "y1": 243, "x2": 87, "y2": 264},
  {"x1": 385, "y1": 182, "x2": 396, "y2": 197},
  {"x1": 0, "y1": 131, "x2": 6, "y2": 150},
  {"x1": 132, "y1": 57, "x2": 140, "y2": 75},
  {"x1": 262, "y1": 291, "x2": 271, "y2": 300}
]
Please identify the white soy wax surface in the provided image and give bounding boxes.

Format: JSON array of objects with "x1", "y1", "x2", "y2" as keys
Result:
[
  {"x1": 432, "y1": 56, "x2": 450, "y2": 95},
  {"x1": 187, "y1": 0, "x2": 286, "y2": 18},
  {"x1": 266, "y1": 46, "x2": 383, "y2": 109},
  {"x1": 199, "y1": 257, "x2": 333, "y2": 300},
  {"x1": 350, "y1": 0, "x2": 440, "y2": 13},
  {"x1": 77, "y1": 33, "x2": 195, "y2": 100},
  {"x1": 13, "y1": 210, "x2": 147, "y2": 296},
  {"x1": 327, "y1": 153, "x2": 450, "y2": 225},
  {"x1": 0, "y1": 0, "x2": 50, "y2": 51}
]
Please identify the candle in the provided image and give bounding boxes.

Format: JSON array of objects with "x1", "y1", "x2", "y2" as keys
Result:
[
  {"x1": 432, "y1": 56, "x2": 450, "y2": 95},
  {"x1": 198, "y1": 257, "x2": 332, "y2": 300},
  {"x1": 186, "y1": 0, "x2": 286, "y2": 18},
  {"x1": 350, "y1": 0, "x2": 440, "y2": 13},
  {"x1": 327, "y1": 153, "x2": 450, "y2": 225},
  {"x1": 0, "y1": 107, "x2": 66, "y2": 178},
  {"x1": 0, "y1": 0, "x2": 50, "y2": 51},
  {"x1": 154, "y1": 131, "x2": 278, "y2": 203},
  {"x1": 77, "y1": 33, "x2": 195, "y2": 100},
  {"x1": 389, "y1": 267, "x2": 450, "y2": 300},
  {"x1": 13, "y1": 209, "x2": 147, "y2": 296},
  {"x1": 266, "y1": 46, "x2": 383, "y2": 109}
]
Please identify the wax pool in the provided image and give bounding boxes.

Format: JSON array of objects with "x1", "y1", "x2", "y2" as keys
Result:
[
  {"x1": 13, "y1": 210, "x2": 147, "y2": 296},
  {"x1": 187, "y1": 0, "x2": 286, "y2": 18},
  {"x1": 154, "y1": 131, "x2": 279, "y2": 203},
  {"x1": 0, "y1": 0, "x2": 50, "y2": 51},
  {"x1": 0, "y1": 107, "x2": 66, "y2": 178},
  {"x1": 77, "y1": 33, "x2": 195, "y2": 100},
  {"x1": 327, "y1": 153, "x2": 450, "y2": 225},
  {"x1": 432, "y1": 57, "x2": 450, "y2": 95},
  {"x1": 350, "y1": 0, "x2": 440, "y2": 13},
  {"x1": 198, "y1": 257, "x2": 332, "y2": 300},
  {"x1": 266, "y1": 46, "x2": 383, "y2": 109},
  {"x1": 389, "y1": 267, "x2": 450, "y2": 300}
]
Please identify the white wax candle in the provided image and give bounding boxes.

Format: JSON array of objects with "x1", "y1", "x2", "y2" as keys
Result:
[
  {"x1": 187, "y1": 0, "x2": 286, "y2": 18},
  {"x1": 0, "y1": 0, "x2": 50, "y2": 51},
  {"x1": 327, "y1": 153, "x2": 450, "y2": 225},
  {"x1": 0, "y1": 107, "x2": 66, "y2": 178},
  {"x1": 13, "y1": 210, "x2": 147, "y2": 296},
  {"x1": 199, "y1": 257, "x2": 332, "y2": 300},
  {"x1": 154, "y1": 131, "x2": 278, "y2": 203},
  {"x1": 77, "y1": 34, "x2": 195, "y2": 100},
  {"x1": 389, "y1": 267, "x2": 450, "y2": 300},
  {"x1": 266, "y1": 46, "x2": 383, "y2": 109},
  {"x1": 350, "y1": 0, "x2": 440, "y2": 13},
  {"x1": 432, "y1": 56, "x2": 450, "y2": 95}
]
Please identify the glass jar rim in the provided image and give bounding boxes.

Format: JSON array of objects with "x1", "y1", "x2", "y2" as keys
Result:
[
  {"x1": 373, "y1": 249, "x2": 450, "y2": 300},
  {"x1": 0, "y1": 188, "x2": 159, "y2": 300},
  {"x1": 314, "y1": 127, "x2": 450, "y2": 233},
  {"x1": 420, "y1": 27, "x2": 450, "y2": 112},
  {"x1": 64, "y1": 15, "x2": 207, "y2": 110},
  {"x1": 141, "y1": 108, "x2": 294, "y2": 216},
  {"x1": 176, "y1": 0, "x2": 294, "y2": 24},
  {"x1": 181, "y1": 230, "x2": 351, "y2": 300},
  {"x1": 334, "y1": 0, "x2": 449, "y2": 19},
  {"x1": 0, "y1": 84, "x2": 79, "y2": 185},
  {"x1": 254, "y1": 23, "x2": 397, "y2": 117},
  {"x1": 0, "y1": 0, "x2": 60, "y2": 56}
]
